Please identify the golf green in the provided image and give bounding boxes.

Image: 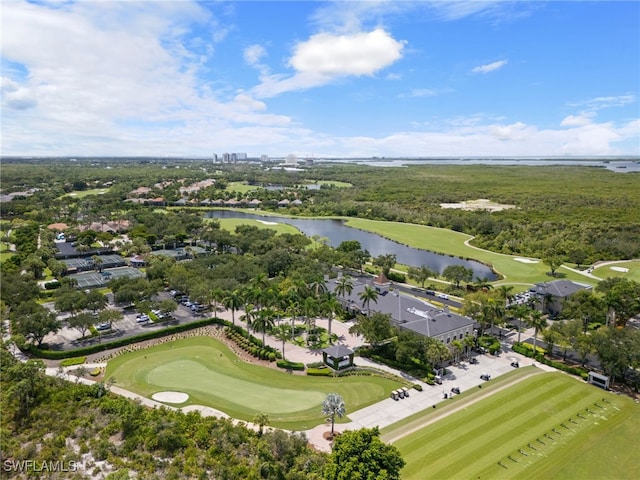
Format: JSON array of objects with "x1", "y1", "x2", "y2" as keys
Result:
[{"x1": 105, "y1": 336, "x2": 401, "y2": 430}]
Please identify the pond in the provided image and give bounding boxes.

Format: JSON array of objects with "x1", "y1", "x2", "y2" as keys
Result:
[{"x1": 204, "y1": 210, "x2": 497, "y2": 280}]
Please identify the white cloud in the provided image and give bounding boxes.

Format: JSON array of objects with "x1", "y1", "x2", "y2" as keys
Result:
[
  {"x1": 561, "y1": 113, "x2": 594, "y2": 127},
  {"x1": 472, "y1": 59, "x2": 508, "y2": 74},
  {"x1": 289, "y1": 29, "x2": 405, "y2": 76},
  {"x1": 569, "y1": 94, "x2": 636, "y2": 111},
  {"x1": 244, "y1": 44, "x2": 267, "y2": 67},
  {"x1": 251, "y1": 29, "x2": 405, "y2": 98}
]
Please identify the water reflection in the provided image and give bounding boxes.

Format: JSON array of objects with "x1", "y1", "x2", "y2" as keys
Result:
[{"x1": 204, "y1": 210, "x2": 497, "y2": 280}]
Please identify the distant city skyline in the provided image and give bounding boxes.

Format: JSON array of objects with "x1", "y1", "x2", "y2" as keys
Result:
[{"x1": 2, "y1": 1, "x2": 639, "y2": 158}]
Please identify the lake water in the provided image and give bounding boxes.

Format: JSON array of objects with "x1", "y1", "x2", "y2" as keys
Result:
[
  {"x1": 320, "y1": 158, "x2": 640, "y2": 172},
  {"x1": 204, "y1": 210, "x2": 497, "y2": 280}
]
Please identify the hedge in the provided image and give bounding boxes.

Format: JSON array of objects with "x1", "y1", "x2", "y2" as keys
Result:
[
  {"x1": 306, "y1": 367, "x2": 333, "y2": 377},
  {"x1": 513, "y1": 342, "x2": 589, "y2": 379},
  {"x1": 60, "y1": 356, "x2": 86, "y2": 367},
  {"x1": 24, "y1": 317, "x2": 227, "y2": 360},
  {"x1": 276, "y1": 359, "x2": 305, "y2": 371}
]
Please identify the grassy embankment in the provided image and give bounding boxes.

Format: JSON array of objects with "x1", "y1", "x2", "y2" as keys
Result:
[{"x1": 105, "y1": 336, "x2": 401, "y2": 431}]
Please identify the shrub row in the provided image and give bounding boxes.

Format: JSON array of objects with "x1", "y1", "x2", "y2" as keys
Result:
[
  {"x1": 306, "y1": 367, "x2": 333, "y2": 377},
  {"x1": 60, "y1": 356, "x2": 86, "y2": 367},
  {"x1": 223, "y1": 327, "x2": 281, "y2": 362},
  {"x1": 276, "y1": 359, "x2": 305, "y2": 371},
  {"x1": 23, "y1": 317, "x2": 226, "y2": 360},
  {"x1": 513, "y1": 342, "x2": 589, "y2": 379}
]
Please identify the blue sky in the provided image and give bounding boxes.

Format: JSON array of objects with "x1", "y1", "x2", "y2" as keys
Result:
[{"x1": 1, "y1": 1, "x2": 638, "y2": 157}]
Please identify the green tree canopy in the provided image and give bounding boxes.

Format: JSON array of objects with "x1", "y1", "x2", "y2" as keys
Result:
[{"x1": 324, "y1": 427, "x2": 405, "y2": 480}]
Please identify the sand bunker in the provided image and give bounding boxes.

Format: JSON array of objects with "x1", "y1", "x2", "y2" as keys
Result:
[
  {"x1": 610, "y1": 266, "x2": 629, "y2": 273},
  {"x1": 440, "y1": 199, "x2": 516, "y2": 212},
  {"x1": 152, "y1": 391, "x2": 189, "y2": 403},
  {"x1": 514, "y1": 257, "x2": 539, "y2": 264},
  {"x1": 257, "y1": 220, "x2": 278, "y2": 225}
]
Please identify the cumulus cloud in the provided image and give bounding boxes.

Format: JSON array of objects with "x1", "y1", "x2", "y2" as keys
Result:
[
  {"x1": 472, "y1": 59, "x2": 508, "y2": 74},
  {"x1": 252, "y1": 29, "x2": 405, "y2": 98}
]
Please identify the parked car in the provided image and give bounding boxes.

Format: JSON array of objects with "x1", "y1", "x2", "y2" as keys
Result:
[
  {"x1": 96, "y1": 323, "x2": 110, "y2": 331},
  {"x1": 136, "y1": 314, "x2": 150, "y2": 323},
  {"x1": 480, "y1": 373, "x2": 491, "y2": 381}
]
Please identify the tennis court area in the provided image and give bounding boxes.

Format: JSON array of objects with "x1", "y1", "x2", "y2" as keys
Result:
[{"x1": 68, "y1": 266, "x2": 144, "y2": 288}]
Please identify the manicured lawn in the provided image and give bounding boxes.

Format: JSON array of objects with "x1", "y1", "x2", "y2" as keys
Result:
[
  {"x1": 209, "y1": 217, "x2": 302, "y2": 236},
  {"x1": 226, "y1": 181, "x2": 258, "y2": 194},
  {"x1": 58, "y1": 188, "x2": 110, "y2": 199},
  {"x1": 592, "y1": 260, "x2": 640, "y2": 283},
  {"x1": 105, "y1": 336, "x2": 401, "y2": 430},
  {"x1": 343, "y1": 217, "x2": 599, "y2": 287},
  {"x1": 387, "y1": 372, "x2": 639, "y2": 479}
]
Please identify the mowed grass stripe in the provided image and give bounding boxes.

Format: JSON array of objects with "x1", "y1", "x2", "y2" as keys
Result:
[
  {"x1": 437, "y1": 388, "x2": 603, "y2": 479},
  {"x1": 396, "y1": 373, "x2": 617, "y2": 480},
  {"x1": 402, "y1": 380, "x2": 571, "y2": 476},
  {"x1": 409, "y1": 376, "x2": 569, "y2": 453}
]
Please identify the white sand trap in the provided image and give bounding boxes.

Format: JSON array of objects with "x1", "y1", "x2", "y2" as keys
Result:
[
  {"x1": 514, "y1": 257, "x2": 539, "y2": 264},
  {"x1": 257, "y1": 220, "x2": 278, "y2": 225},
  {"x1": 610, "y1": 266, "x2": 629, "y2": 273},
  {"x1": 152, "y1": 391, "x2": 189, "y2": 403}
]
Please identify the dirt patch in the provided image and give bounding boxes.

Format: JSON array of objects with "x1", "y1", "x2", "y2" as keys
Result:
[
  {"x1": 440, "y1": 198, "x2": 516, "y2": 212},
  {"x1": 322, "y1": 431, "x2": 339, "y2": 442}
]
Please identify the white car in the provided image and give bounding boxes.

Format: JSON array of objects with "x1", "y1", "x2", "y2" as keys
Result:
[
  {"x1": 136, "y1": 313, "x2": 150, "y2": 323},
  {"x1": 437, "y1": 293, "x2": 449, "y2": 300}
]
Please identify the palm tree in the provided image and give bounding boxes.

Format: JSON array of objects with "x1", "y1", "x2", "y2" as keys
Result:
[
  {"x1": 222, "y1": 289, "x2": 243, "y2": 326},
  {"x1": 509, "y1": 304, "x2": 531, "y2": 344},
  {"x1": 451, "y1": 339, "x2": 464, "y2": 364},
  {"x1": 359, "y1": 285, "x2": 379, "y2": 317},
  {"x1": 322, "y1": 293, "x2": 342, "y2": 343},
  {"x1": 334, "y1": 276, "x2": 354, "y2": 303},
  {"x1": 252, "y1": 412, "x2": 270, "y2": 437},
  {"x1": 463, "y1": 334, "x2": 476, "y2": 360},
  {"x1": 322, "y1": 393, "x2": 346, "y2": 436},
  {"x1": 240, "y1": 304, "x2": 257, "y2": 333},
  {"x1": 302, "y1": 296, "x2": 318, "y2": 344},
  {"x1": 526, "y1": 310, "x2": 548, "y2": 356},
  {"x1": 274, "y1": 323, "x2": 292, "y2": 359},
  {"x1": 253, "y1": 307, "x2": 276, "y2": 345},
  {"x1": 496, "y1": 285, "x2": 514, "y2": 307}
]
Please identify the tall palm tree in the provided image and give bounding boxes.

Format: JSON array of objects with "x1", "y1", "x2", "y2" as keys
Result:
[
  {"x1": 240, "y1": 304, "x2": 256, "y2": 333},
  {"x1": 274, "y1": 323, "x2": 292, "y2": 359},
  {"x1": 302, "y1": 296, "x2": 318, "y2": 344},
  {"x1": 253, "y1": 307, "x2": 276, "y2": 345},
  {"x1": 526, "y1": 310, "x2": 548, "y2": 356},
  {"x1": 359, "y1": 285, "x2": 379, "y2": 318},
  {"x1": 222, "y1": 289, "x2": 243, "y2": 326},
  {"x1": 322, "y1": 293, "x2": 342, "y2": 342},
  {"x1": 322, "y1": 393, "x2": 346, "y2": 436},
  {"x1": 334, "y1": 276, "x2": 354, "y2": 302},
  {"x1": 509, "y1": 304, "x2": 531, "y2": 344},
  {"x1": 451, "y1": 339, "x2": 464, "y2": 364},
  {"x1": 496, "y1": 285, "x2": 515, "y2": 307}
]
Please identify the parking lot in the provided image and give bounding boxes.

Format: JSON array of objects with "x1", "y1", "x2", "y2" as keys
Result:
[{"x1": 42, "y1": 293, "x2": 211, "y2": 350}]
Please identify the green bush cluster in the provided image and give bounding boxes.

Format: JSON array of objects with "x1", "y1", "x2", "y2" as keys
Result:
[
  {"x1": 513, "y1": 342, "x2": 589, "y2": 379},
  {"x1": 275, "y1": 359, "x2": 305, "y2": 371},
  {"x1": 478, "y1": 335, "x2": 501, "y2": 354},
  {"x1": 60, "y1": 356, "x2": 86, "y2": 367},
  {"x1": 306, "y1": 361, "x2": 325, "y2": 368},
  {"x1": 44, "y1": 280, "x2": 61, "y2": 290},
  {"x1": 387, "y1": 271, "x2": 406, "y2": 283},
  {"x1": 89, "y1": 367, "x2": 101, "y2": 376},
  {"x1": 413, "y1": 383, "x2": 423, "y2": 391},
  {"x1": 223, "y1": 326, "x2": 280, "y2": 362}
]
